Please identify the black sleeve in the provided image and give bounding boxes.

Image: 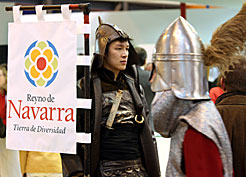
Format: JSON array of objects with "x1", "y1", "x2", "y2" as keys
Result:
[{"x1": 139, "y1": 85, "x2": 149, "y2": 118}]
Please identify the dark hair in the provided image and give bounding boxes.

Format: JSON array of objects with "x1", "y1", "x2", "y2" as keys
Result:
[
  {"x1": 135, "y1": 47, "x2": 147, "y2": 66},
  {"x1": 104, "y1": 37, "x2": 129, "y2": 55},
  {"x1": 224, "y1": 60, "x2": 246, "y2": 92}
]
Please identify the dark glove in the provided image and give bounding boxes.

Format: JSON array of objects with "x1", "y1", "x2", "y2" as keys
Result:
[{"x1": 0, "y1": 118, "x2": 6, "y2": 138}]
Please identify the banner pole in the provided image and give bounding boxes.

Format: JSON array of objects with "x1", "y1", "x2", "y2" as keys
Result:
[
  {"x1": 83, "y1": 6, "x2": 91, "y2": 177},
  {"x1": 5, "y1": 3, "x2": 90, "y2": 12}
]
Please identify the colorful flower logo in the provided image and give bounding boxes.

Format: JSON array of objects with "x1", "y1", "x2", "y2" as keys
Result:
[{"x1": 24, "y1": 40, "x2": 58, "y2": 87}]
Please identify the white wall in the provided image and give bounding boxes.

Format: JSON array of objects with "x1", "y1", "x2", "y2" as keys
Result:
[
  {"x1": 0, "y1": 2, "x2": 14, "y2": 45},
  {"x1": 90, "y1": 8, "x2": 239, "y2": 45},
  {"x1": 89, "y1": 8, "x2": 239, "y2": 62},
  {"x1": 4, "y1": 6, "x2": 239, "y2": 53}
]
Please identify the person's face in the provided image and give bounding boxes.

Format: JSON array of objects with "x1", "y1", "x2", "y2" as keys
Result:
[
  {"x1": 0, "y1": 69, "x2": 6, "y2": 90},
  {"x1": 103, "y1": 40, "x2": 129, "y2": 76}
]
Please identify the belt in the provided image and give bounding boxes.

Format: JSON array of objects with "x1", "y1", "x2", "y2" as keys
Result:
[{"x1": 98, "y1": 158, "x2": 148, "y2": 177}]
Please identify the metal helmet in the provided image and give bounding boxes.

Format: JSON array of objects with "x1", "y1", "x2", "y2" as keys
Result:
[
  {"x1": 92, "y1": 17, "x2": 138, "y2": 70},
  {"x1": 151, "y1": 16, "x2": 209, "y2": 100},
  {"x1": 95, "y1": 16, "x2": 129, "y2": 56}
]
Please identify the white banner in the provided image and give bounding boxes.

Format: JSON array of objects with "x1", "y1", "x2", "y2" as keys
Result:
[{"x1": 7, "y1": 8, "x2": 78, "y2": 154}]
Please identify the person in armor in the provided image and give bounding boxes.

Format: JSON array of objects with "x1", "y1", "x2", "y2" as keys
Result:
[
  {"x1": 150, "y1": 16, "x2": 233, "y2": 177},
  {"x1": 88, "y1": 17, "x2": 160, "y2": 177},
  {"x1": 205, "y1": 3, "x2": 246, "y2": 177}
]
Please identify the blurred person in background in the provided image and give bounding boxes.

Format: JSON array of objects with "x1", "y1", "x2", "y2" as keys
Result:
[
  {"x1": 144, "y1": 62, "x2": 153, "y2": 72},
  {"x1": 20, "y1": 150, "x2": 63, "y2": 177},
  {"x1": 0, "y1": 64, "x2": 7, "y2": 139},
  {"x1": 205, "y1": 3, "x2": 246, "y2": 176},
  {"x1": 209, "y1": 75, "x2": 224, "y2": 103},
  {"x1": 215, "y1": 61, "x2": 246, "y2": 177},
  {"x1": 0, "y1": 63, "x2": 22, "y2": 177},
  {"x1": 135, "y1": 47, "x2": 155, "y2": 129}
]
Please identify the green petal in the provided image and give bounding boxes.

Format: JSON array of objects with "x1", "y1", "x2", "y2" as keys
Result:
[
  {"x1": 37, "y1": 41, "x2": 47, "y2": 50},
  {"x1": 52, "y1": 57, "x2": 58, "y2": 70},
  {"x1": 25, "y1": 57, "x2": 32, "y2": 70},
  {"x1": 37, "y1": 77, "x2": 46, "y2": 86}
]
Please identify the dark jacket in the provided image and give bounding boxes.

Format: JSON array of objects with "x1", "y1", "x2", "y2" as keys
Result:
[
  {"x1": 136, "y1": 66, "x2": 154, "y2": 110},
  {"x1": 89, "y1": 64, "x2": 160, "y2": 177},
  {"x1": 216, "y1": 91, "x2": 246, "y2": 177}
]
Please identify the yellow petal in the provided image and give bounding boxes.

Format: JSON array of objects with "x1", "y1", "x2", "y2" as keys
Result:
[
  {"x1": 43, "y1": 49, "x2": 53, "y2": 62},
  {"x1": 30, "y1": 65, "x2": 40, "y2": 78},
  {"x1": 30, "y1": 49, "x2": 41, "y2": 62},
  {"x1": 42, "y1": 65, "x2": 52, "y2": 79}
]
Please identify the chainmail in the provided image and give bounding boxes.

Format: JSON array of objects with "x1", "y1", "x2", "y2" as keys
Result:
[
  {"x1": 179, "y1": 101, "x2": 233, "y2": 177},
  {"x1": 151, "y1": 91, "x2": 233, "y2": 177}
]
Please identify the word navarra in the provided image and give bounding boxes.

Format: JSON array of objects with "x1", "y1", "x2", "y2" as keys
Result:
[
  {"x1": 8, "y1": 100, "x2": 74, "y2": 122},
  {"x1": 27, "y1": 93, "x2": 55, "y2": 104}
]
